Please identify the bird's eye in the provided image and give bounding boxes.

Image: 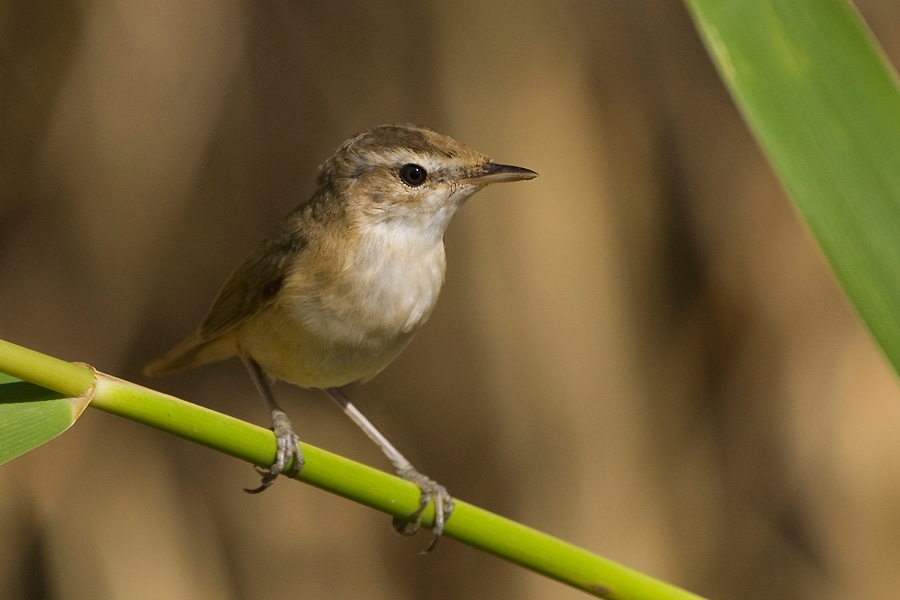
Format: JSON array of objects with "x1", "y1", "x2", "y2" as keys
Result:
[{"x1": 399, "y1": 163, "x2": 427, "y2": 187}]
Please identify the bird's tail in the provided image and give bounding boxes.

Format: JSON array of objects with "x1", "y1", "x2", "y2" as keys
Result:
[{"x1": 143, "y1": 333, "x2": 237, "y2": 377}]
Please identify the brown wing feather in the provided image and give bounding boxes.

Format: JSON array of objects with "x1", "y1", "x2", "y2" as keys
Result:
[
  {"x1": 199, "y1": 225, "x2": 308, "y2": 340},
  {"x1": 143, "y1": 217, "x2": 309, "y2": 377}
]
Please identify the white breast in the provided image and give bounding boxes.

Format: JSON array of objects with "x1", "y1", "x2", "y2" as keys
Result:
[
  {"x1": 337, "y1": 219, "x2": 447, "y2": 337},
  {"x1": 240, "y1": 219, "x2": 448, "y2": 388}
]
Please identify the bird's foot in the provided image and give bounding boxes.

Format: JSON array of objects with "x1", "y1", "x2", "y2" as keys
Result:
[
  {"x1": 245, "y1": 409, "x2": 304, "y2": 494},
  {"x1": 392, "y1": 467, "x2": 455, "y2": 553}
]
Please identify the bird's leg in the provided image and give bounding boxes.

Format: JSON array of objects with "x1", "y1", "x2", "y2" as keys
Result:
[
  {"x1": 325, "y1": 387, "x2": 454, "y2": 551},
  {"x1": 243, "y1": 357, "x2": 305, "y2": 493}
]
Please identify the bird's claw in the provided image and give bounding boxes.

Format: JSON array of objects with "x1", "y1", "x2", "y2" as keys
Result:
[
  {"x1": 245, "y1": 409, "x2": 304, "y2": 494},
  {"x1": 392, "y1": 469, "x2": 455, "y2": 553}
]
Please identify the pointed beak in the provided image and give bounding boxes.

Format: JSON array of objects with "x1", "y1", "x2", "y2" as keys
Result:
[{"x1": 464, "y1": 162, "x2": 538, "y2": 185}]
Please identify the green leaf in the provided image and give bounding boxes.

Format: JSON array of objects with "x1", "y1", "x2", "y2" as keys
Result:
[
  {"x1": 684, "y1": 0, "x2": 900, "y2": 374},
  {"x1": 0, "y1": 374, "x2": 92, "y2": 465}
]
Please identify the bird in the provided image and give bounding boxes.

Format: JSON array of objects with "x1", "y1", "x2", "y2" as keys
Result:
[{"x1": 144, "y1": 124, "x2": 537, "y2": 546}]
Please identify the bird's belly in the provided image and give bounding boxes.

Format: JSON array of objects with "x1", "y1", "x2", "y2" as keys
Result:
[
  {"x1": 237, "y1": 307, "x2": 417, "y2": 388},
  {"x1": 239, "y1": 231, "x2": 446, "y2": 388},
  {"x1": 237, "y1": 285, "x2": 430, "y2": 389}
]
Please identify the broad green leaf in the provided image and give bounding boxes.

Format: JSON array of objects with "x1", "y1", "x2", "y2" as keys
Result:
[
  {"x1": 685, "y1": 0, "x2": 900, "y2": 375},
  {"x1": 0, "y1": 373, "x2": 92, "y2": 464}
]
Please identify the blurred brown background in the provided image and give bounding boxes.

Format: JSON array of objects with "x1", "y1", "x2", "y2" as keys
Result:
[{"x1": 4, "y1": 1, "x2": 900, "y2": 599}]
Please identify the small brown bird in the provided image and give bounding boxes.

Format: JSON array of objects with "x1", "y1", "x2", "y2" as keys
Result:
[{"x1": 145, "y1": 124, "x2": 537, "y2": 544}]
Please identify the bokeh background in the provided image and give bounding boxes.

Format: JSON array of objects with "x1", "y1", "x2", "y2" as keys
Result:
[{"x1": 4, "y1": 1, "x2": 900, "y2": 599}]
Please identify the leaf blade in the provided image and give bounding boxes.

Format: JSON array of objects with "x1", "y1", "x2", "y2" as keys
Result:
[
  {"x1": 686, "y1": 0, "x2": 900, "y2": 374},
  {"x1": 0, "y1": 376, "x2": 92, "y2": 465}
]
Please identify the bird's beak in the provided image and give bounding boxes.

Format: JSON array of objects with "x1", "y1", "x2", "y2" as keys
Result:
[{"x1": 464, "y1": 163, "x2": 538, "y2": 185}]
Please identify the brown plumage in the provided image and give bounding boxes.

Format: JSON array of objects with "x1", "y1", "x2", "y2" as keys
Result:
[{"x1": 144, "y1": 124, "x2": 537, "y2": 545}]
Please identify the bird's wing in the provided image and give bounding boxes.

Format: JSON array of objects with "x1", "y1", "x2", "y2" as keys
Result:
[
  {"x1": 199, "y1": 224, "x2": 309, "y2": 340},
  {"x1": 143, "y1": 221, "x2": 311, "y2": 378}
]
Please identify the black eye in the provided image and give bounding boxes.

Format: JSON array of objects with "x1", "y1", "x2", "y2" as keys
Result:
[{"x1": 399, "y1": 163, "x2": 427, "y2": 186}]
